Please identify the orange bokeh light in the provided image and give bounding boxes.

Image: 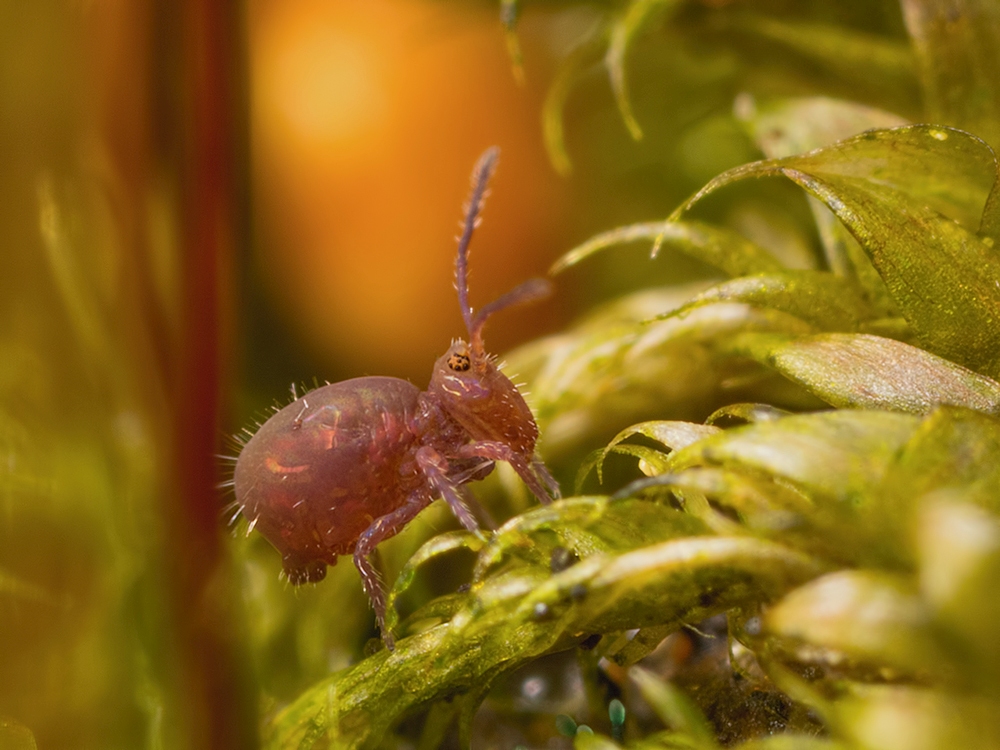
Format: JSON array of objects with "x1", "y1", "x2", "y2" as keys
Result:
[{"x1": 251, "y1": 0, "x2": 566, "y2": 378}]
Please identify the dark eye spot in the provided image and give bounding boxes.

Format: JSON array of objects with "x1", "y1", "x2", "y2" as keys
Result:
[{"x1": 447, "y1": 352, "x2": 471, "y2": 372}]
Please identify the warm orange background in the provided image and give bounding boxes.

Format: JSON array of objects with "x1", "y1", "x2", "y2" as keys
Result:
[{"x1": 251, "y1": 0, "x2": 569, "y2": 379}]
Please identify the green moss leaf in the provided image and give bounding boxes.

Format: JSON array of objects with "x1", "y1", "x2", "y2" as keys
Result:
[
  {"x1": 834, "y1": 686, "x2": 1000, "y2": 750},
  {"x1": 917, "y1": 498, "x2": 1000, "y2": 684},
  {"x1": 739, "y1": 97, "x2": 909, "y2": 161},
  {"x1": 574, "y1": 536, "x2": 826, "y2": 634},
  {"x1": 737, "y1": 96, "x2": 907, "y2": 301},
  {"x1": 680, "y1": 271, "x2": 875, "y2": 331},
  {"x1": 552, "y1": 221, "x2": 785, "y2": 277},
  {"x1": 723, "y1": 332, "x2": 1000, "y2": 415},
  {"x1": 589, "y1": 420, "x2": 721, "y2": 484},
  {"x1": 614, "y1": 466, "x2": 813, "y2": 532},
  {"x1": 668, "y1": 410, "x2": 919, "y2": 505},
  {"x1": 902, "y1": 0, "x2": 1000, "y2": 152},
  {"x1": 733, "y1": 17, "x2": 917, "y2": 104},
  {"x1": 543, "y1": 20, "x2": 606, "y2": 175},
  {"x1": 766, "y1": 571, "x2": 946, "y2": 679},
  {"x1": 473, "y1": 496, "x2": 709, "y2": 578},
  {"x1": 882, "y1": 405, "x2": 1000, "y2": 513},
  {"x1": 605, "y1": 0, "x2": 683, "y2": 141},
  {"x1": 630, "y1": 666, "x2": 718, "y2": 748},
  {"x1": 675, "y1": 125, "x2": 1000, "y2": 376},
  {"x1": 705, "y1": 403, "x2": 790, "y2": 425},
  {"x1": 266, "y1": 522, "x2": 822, "y2": 749},
  {"x1": 518, "y1": 288, "x2": 816, "y2": 458}
]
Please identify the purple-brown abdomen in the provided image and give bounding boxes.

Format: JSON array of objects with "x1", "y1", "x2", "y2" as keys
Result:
[{"x1": 234, "y1": 377, "x2": 421, "y2": 583}]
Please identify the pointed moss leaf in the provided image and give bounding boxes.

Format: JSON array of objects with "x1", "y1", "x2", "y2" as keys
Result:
[
  {"x1": 630, "y1": 667, "x2": 718, "y2": 747},
  {"x1": 809, "y1": 197, "x2": 897, "y2": 313},
  {"x1": 739, "y1": 97, "x2": 908, "y2": 161},
  {"x1": 475, "y1": 497, "x2": 708, "y2": 580},
  {"x1": 883, "y1": 405, "x2": 1000, "y2": 515},
  {"x1": 725, "y1": 333, "x2": 1000, "y2": 415},
  {"x1": 669, "y1": 411, "x2": 919, "y2": 504},
  {"x1": 552, "y1": 220, "x2": 785, "y2": 277},
  {"x1": 674, "y1": 126, "x2": 1000, "y2": 375},
  {"x1": 520, "y1": 286, "x2": 710, "y2": 422},
  {"x1": 608, "y1": 421, "x2": 720, "y2": 450},
  {"x1": 612, "y1": 468, "x2": 900, "y2": 566},
  {"x1": 734, "y1": 17, "x2": 916, "y2": 103},
  {"x1": 543, "y1": 20, "x2": 606, "y2": 175},
  {"x1": 612, "y1": 467, "x2": 900, "y2": 565},
  {"x1": 631, "y1": 303, "x2": 814, "y2": 360},
  {"x1": 574, "y1": 537, "x2": 826, "y2": 634},
  {"x1": 386, "y1": 531, "x2": 485, "y2": 634},
  {"x1": 678, "y1": 122, "x2": 998, "y2": 239},
  {"x1": 684, "y1": 272, "x2": 874, "y2": 331},
  {"x1": 605, "y1": 0, "x2": 683, "y2": 140},
  {"x1": 613, "y1": 467, "x2": 813, "y2": 524},
  {"x1": 597, "y1": 421, "x2": 721, "y2": 480},
  {"x1": 268, "y1": 537, "x2": 817, "y2": 750},
  {"x1": 737, "y1": 96, "x2": 907, "y2": 296},
  {"x1": 520, "y1": 287, "x2": 770, "y2": 457},
  {"x1": 917, "y1": 498, "x2": 1000, "y2": 680},
  {"x1": 902, "y1": 0, "x2": 1000, "y2": 152},
  {"x1": 786, "y1": 168, "x2": 1000, "y2": 375},
  {"x1": 678, "y1": 467, "x2": 814, "y2": 523},
  {"x1": 766, "y1": 571, "x2": 946, "y2": 679},
  {"x1": 705, "y1": 403, "x2": 790, "y2": 425}
]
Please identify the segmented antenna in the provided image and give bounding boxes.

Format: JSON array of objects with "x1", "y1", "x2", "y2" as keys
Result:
[
  {"x1": 470, "y1": 277, "x2": 552, "y2": 359},
  {"x1": 456, "y1": 147, "x2": 500, "y2": 337}
]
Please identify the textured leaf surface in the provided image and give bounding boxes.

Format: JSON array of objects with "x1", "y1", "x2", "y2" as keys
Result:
[
  {"x1": 674, "y1": 125, "x2": 1000, "y2": 377},
  {"x1": 511, "y1": 288, "x2": 817, "y2": 457},
  {"x1": 264, "y1": 501, "x2": 823, "y2": 749},
  {"x1": 682, "y1": 272, "x2": 874, "y2": 331},
  {"x1": 725, "y1": 333, "x2": 1000, "y2": 415},
  {"x1": 738, "y1": 96, "x2": 907, "y2": 299},
  {"x1": 668, "y1": 410, "x2": 919, "y2": 505}
]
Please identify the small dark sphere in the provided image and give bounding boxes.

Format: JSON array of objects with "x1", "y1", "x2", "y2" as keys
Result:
[{"x1": 569, "y1": 583, "x2": 588, "y2": 602}]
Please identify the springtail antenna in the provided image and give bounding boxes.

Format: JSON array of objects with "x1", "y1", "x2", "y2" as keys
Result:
[
  {"x1": 456, "y1": 147, "x2": 500, "y2": 336},
  {"x1": 470, "y1": 278, "x2": 552, "y2": 359}
]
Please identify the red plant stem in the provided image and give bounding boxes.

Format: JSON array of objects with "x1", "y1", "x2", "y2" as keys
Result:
[{"x1": 170, "y1": 1, "x2": 256, "y2": 747}]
